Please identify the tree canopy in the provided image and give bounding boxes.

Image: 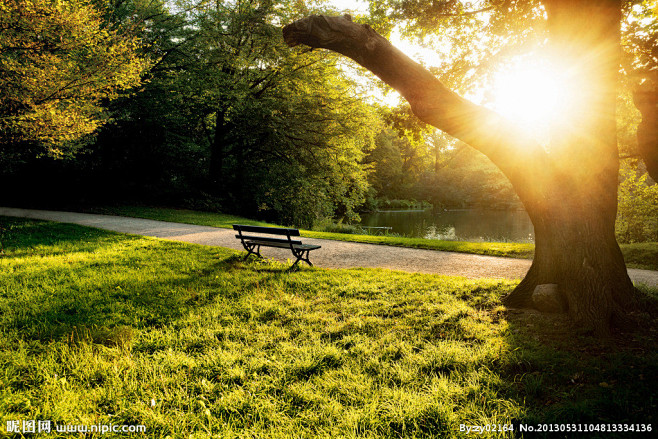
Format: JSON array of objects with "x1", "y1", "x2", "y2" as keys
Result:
[{"x1": 0, "y1": 0, "x2": 151, "y2": 162}]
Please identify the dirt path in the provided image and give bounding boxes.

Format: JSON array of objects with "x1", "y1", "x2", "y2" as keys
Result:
[{"x1": 2, "y1": 207, "x2": 657, "y2": 286}]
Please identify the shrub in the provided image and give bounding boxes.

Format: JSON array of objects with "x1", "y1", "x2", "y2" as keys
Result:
[
  {"x1": 616, "y1": 163, "x2": 658, "y2": 243},
  {"x1": 377, "y1": 198, "x2": 433, "y2": 211},
  {"x1": 312, "y1": 218, "x2": 364, "y2": 234}
]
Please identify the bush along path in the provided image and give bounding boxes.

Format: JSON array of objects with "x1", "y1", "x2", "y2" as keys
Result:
[{"x1": 1, "y1": 207, "x2": 657, "y2": 287}]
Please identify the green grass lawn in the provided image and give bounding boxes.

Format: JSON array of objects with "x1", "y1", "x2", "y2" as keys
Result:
[
  {"x1": 1, "y1": 216, "x2": 657, "y2": 438},
  {"x1": 90, "y1": 205, "x2": 658, "y2": 271}
]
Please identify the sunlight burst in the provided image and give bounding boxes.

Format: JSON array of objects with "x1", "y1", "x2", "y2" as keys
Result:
[{"x1": 490, "y1": 60, "x2": 574, "y2": 142}]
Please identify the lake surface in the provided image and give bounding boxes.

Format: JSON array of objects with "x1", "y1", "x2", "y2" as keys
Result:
[{"x1": 359, "y1": 209, "x2": 534, "y2": 242}]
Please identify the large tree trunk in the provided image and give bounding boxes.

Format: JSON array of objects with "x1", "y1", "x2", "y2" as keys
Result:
[
  {"x1": 508, "y1": 189, "x2": 636, "y2": 333},
  {"x1": 283, "y1": 0, "x2": 638, "y2": 334},
  {"x1": 506, "y1": 0, "x2": 637, "y2": 333}
]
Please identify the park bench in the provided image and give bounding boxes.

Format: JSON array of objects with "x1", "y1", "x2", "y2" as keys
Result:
[{"x1": 233, "y1": 224, "x2": 321, "y2": 268}]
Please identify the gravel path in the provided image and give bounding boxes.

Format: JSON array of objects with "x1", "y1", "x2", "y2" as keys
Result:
[{"x1": 2, "y1": 207, "x2": 657, "y2": 286}]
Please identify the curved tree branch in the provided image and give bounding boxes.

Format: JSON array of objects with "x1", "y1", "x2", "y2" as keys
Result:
[{"x1": 282, "y1": 14, "x2": 551, "y2": 207}]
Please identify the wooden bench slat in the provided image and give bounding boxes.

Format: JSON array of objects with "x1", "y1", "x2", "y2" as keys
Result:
[
  {"x1": 236, "y1": 235, "x2": 303, "y2": 245},
  {"x1": 244, "y1": 240, "x2": 294, "y2": 249},
  {"x1": 244, "y1": 240, "x2": 321, "y2": 251},
  {"x1": 294, "y1": 244, "x2": 321, "y2": 250},
  {"x1": 233, "y1": 224, "x2": 300, "y2": 236}
]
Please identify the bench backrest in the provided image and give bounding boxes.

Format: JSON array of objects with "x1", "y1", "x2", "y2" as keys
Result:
[{"x1": 233, "y1": 224, "x2": 300, "y2": 237}]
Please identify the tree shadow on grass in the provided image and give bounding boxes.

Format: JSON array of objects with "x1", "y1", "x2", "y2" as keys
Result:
[
  {"x1": 2, "y1": 237, "x2": 298, "y2": 346},
  {"x1": 0, "y1": 216, "x2": 129, "y2": 257},
  {"x1": 7, "y1": 216, "x2": 656, "y2": 436},
  {"x1": 497, "y1": 305, "x2": 658, "y2": 436}
]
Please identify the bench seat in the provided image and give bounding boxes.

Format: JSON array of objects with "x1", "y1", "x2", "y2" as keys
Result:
[{"x1": 244, "y1": 240, "x2": 321, "y2": 251}]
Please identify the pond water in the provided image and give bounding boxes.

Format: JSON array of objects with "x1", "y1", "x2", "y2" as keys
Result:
[{"x1": 358, "y1": 209, "x2": 535, "y2": 242}]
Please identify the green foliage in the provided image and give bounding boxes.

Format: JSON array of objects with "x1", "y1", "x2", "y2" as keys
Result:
[
  {"x1": 0, "y1": 0, "x2": 151, "y2": 158},
  {"x1": 616, "y1": 162, "x2": 658, "y2": 243},
  {"x1": 366, "y1": 127, "x2": 433, "y2": 201},
  {"x1": 368, "y1": 0, "x2": 548, "y2": 95},
  {"x1": 79, "y1": 0, "x2": 377, "y2": 227},
  {"x1": 0, "y1": 0, "x2": 378, "y2": 227},
  {"x1": 366, "y1": 126, "x2": 521, "y2": 209},
  {"x1": 428, "y1": 145, "x2": 521, "y2": 209},
  {"x1": 364, "y1": 103, "x2": 521, "y2": 209},
  {"x1": 622, "y1": 0, "x2": 658, "y2": 80},
  {"x1": 2, "y1": 217, "x2": 657, "y2": 437},
  {"x1": 371, "y1": 198, "x2": 432, "y2": 210}
]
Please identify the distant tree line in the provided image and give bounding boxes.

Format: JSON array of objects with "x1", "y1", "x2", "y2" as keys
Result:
[
  {"x1": 364, "y1": 110, "x2": 521, "y2": 211},
  {"x1": 1, "y1": 0, "x2": 380, "y2": 227}
]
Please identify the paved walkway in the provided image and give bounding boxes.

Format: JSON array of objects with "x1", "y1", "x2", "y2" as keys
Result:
[{"x1": 2, "y1": 207, "x2": 657, "y2": 286}]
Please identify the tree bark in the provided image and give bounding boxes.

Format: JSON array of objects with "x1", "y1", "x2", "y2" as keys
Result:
[
  {"x1": 507, "y1": 189, "x2": 637, "y2": 333},
  {"x1": 515, "y1": 0, "x2": 637, "y2": 333},
  {"x1": 283, "y1": 1, "x2": 638, "y2": 334}
]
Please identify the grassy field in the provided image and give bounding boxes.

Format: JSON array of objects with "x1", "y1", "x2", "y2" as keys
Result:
[
  {"x1": 1, "y1": 216, "x2": 657, "y2": 438},
  {"x1": 89, "y1": 206, "x2": 658, "y2": 271}
]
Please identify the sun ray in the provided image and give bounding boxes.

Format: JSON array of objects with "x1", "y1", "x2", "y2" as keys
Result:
[{"x1": 488, "y1": 58, "x2": 576, "y2": 144}]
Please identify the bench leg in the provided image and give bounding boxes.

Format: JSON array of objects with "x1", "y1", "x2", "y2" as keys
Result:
[
  {"x1": 290, "y1": 249, "x2": 313, "y2": 269},
  {"x1": 242, "y1": 243, "x2": 262, "y2": 260}
]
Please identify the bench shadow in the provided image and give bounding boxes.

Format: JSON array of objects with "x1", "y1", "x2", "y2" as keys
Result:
[{"x1": 234, "y1": 252, "x2": 316, "y2": 273}]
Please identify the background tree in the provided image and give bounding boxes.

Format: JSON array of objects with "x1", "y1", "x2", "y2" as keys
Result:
[
  {"x1": 0, "y1": 0, "x2": 151, "y2": 166},
  {"x1": 624, "y1": 0, "x2": 658, "y2": 181},
  {"x1": 283, "y1": 0, "x2": 643, "y2": 334},
  {"x1": 366, "y1": 105, "x2": 520, "y2": 209},
  {"x1": 617, "y1": 161, "x2": 658, "y2": 242},
  {"x1": 152, "y1": 0, "x2": 377, "y2": 225},
  {"x1": 366, "y1": 105, "x2": 434, "y2": 202},
  {"x1": 30, "y1": 0, "x2": 378, "y2": 227}
]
